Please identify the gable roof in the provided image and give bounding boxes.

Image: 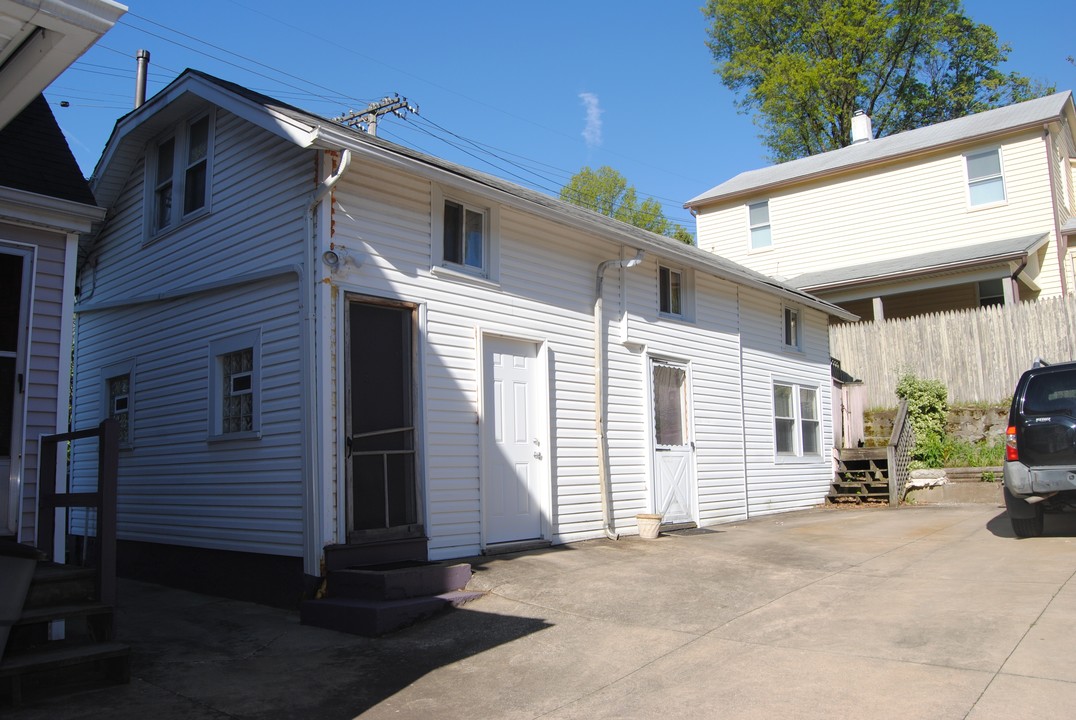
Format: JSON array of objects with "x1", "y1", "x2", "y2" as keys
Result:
[
  {"x1": 91, "y1": 69, "x2": 857, "y2": 322},
  {"x1": 0, "y1": 94, "x2": 95, "y2": 205},
  {"x1": 790, "y1": 233, "x2": 1049, "y2": 293},
  {"x1": 686, "y1": 91, "x2": 1075, "y2": 209}
]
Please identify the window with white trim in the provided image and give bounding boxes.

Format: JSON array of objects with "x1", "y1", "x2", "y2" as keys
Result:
[
  {"x1": 748, "y1": 200, "x2": 772, "y2": 249},
  {"x1": 966, "y1": 148, "x2": 1005, "y2": 206},
  {"x1": 659, "y1": 266, "x2": 682, "y2": 316},
  {"x1": 774, "y1": 382, "x2": 820, "y2": 458},
  {"x1": 782, "y1": 306, "x2": 801, "y2": 350},
  {"x1": 147, "y1": 111, "x2": 214, "y2": 237},
  {"x1": 209, "y1": 332, "x2": 260, "y2": 439},
  {"x1": 102, "y1": 360, "x2": 135, "y2": 448},
  {"x1": 431, "y1": 185, "x2": 499, "y2": 282}
]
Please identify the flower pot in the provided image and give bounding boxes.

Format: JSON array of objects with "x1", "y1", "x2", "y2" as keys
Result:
[{"x1": 636, "y1": 513, "x2": 663, "y2": 540}]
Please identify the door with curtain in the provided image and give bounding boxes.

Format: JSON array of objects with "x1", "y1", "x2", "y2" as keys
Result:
[{"x1": 650, "y1": 359, "x2": 695, "y2": 524}]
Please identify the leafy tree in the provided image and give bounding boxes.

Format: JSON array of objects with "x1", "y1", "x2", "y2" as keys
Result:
[
  {"x1": 704, "y1": 0, "x2": 1053, "y2": 162},
  {"x1": 560, "y1": 166, "x2": 694, "y2": 244}
]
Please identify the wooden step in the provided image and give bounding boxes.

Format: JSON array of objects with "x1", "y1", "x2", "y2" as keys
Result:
[
  {"x1": 0, "y1": 640, "x2": 130, "y2": 705},
  {"x1": 23, "y1": 564, "x2": 96, "y2": 609}
]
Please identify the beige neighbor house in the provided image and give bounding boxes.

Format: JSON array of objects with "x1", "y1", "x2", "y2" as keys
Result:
[
  {"x1": 0, "y1": 0, "x2": 126, "y2": 540},
  {"x1": 686, "y1": 91, "x2": 1076, "y2": 322}
]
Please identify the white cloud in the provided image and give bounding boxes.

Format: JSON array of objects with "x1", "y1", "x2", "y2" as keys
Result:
[{"x1": 579, "y1": 92, "x2": 603, "y2": 149}]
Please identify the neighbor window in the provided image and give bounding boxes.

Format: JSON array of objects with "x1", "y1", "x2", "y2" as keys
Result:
[
  {"x1": 748, "y1": 201, "x2": 772, "y2": 249},
  {"x1": 966, "y1": 148, "x2": 1005, "y2": 206},
  {"x1": 442, "y1": 199, "x2": 487, "y2": 273},
  {"x1": 774, "y1": 382, "x2": 820, "y2": 458},
  {"x1": 209, "y1": 332, "x2": 260, "y2": 439},
  {"x1": 148, "y1": 112, "x2": 213, "y2": 236},
  {"x1": 783, "y1": 306, "x2": 801, "y2": 349},
  {"x1": 659, "y1": 266, "x2": 682, "y2": 316},
  {"x1": 978, "y1": 279, "x2": 1005, "y2": 307}
]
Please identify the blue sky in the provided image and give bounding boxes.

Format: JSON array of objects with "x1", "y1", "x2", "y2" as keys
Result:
[{"x1": 47, "y1": 1, "x2": 1076, "y2": 233}]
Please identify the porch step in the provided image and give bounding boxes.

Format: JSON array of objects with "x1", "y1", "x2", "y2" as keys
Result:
[
  {"x1": 300, "y1": 561, "x2": 479, "y2": 637},
  {"x1": 829, "y1": 448, "x2": 891, "y2": 504},
  {"x1": 301, "y1": 591, "x2": 484, "y2": 637},
  {"x1": 23, "y1": 564, "x2": 96, "y2": 609},
  {"x1": 0, "y1": 640, "x2": 130, "y2": 705}
]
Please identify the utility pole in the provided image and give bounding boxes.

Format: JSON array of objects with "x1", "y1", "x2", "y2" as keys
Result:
[{"x1": 334, "y1": 95, "x2": 418, "y2": 137}]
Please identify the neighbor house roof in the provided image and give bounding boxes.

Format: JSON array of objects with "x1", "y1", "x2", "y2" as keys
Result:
[
  {"x1": 789, "y1": 233, "x2": 1050, "y2": 293},
  {"x1": 0, "y1": 94, "x2": 95, "y2": 205},
  {"x1": 686, "y1": 91, "x2": 1075, "y2": 209},
  {"x1": 90, "y1": 69, "x2": 858, "y2": 322}
]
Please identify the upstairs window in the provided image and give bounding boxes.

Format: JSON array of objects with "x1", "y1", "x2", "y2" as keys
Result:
[
  {"x1": 659, "y1": 266, "x2": 682, "y2": 316},
  {"x1": 148, "y1": 112, "x2": 214, "y2": 237},
  {"x1": 443, "y1": 199, "x2": 487, "y2": 271},
  {"x1": 966, "y1": 148, "x2": 1005, "y2": 206},
  {"x1": 783, "y1": 306, "x2": 801, "y2": 350},
  {"x1": 748, "y1": 201, "x2": 772, "y2": 250}
]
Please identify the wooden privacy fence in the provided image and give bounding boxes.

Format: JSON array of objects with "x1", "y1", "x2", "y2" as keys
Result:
[{"x1": 830, "y1": 295, "x2": 1076, "y2": 408}]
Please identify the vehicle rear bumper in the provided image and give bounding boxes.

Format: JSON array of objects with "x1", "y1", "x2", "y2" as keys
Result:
[{"x1": 1004, "y1": 462, "x2": 1076, "y2": 495}]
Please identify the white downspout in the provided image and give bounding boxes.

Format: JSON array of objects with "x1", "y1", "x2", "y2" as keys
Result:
[
  {"x1": 303, "y1": 147, "x2": 351, "y2": 578},
  {"x1": 594, "y1": 249, "x2": 645, "y2": 540}
]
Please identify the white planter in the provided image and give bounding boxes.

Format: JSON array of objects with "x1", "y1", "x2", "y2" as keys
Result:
[{"x1": 636, "y1": 514, "x2": 663, "y2": 540}]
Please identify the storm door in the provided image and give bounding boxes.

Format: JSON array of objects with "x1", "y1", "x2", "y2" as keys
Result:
[
  {"x1": 345, "y1": 299, "x2": 421, "y2": 542},
  {"x1": 650, "y1": 359, "x2": 695, "y2": 525},
  {"x1": 1, "y1": 249, "x2": 31, "y2": 536}
]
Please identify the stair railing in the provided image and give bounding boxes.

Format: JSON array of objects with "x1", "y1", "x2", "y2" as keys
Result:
[
  {"x1": 36, "y1": 419, "x2": 120, "y2": 605},
  {"x1": 886, "y1": 399, "x2": 914, "y2": 506}
]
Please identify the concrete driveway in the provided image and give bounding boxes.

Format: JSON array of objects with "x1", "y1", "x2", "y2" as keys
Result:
[{"x1": 8, "y1": 504, "x2": 1076, "y2": 719}]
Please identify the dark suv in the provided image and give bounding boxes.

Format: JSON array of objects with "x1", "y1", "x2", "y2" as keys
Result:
[{"x1": 1003, "y1": 359, "x2": 1076, "y2": 537}]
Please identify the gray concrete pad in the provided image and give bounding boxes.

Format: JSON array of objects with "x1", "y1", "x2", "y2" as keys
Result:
[{"x1": 8, "y1": 505, "x2": 1076, "y2": 719}]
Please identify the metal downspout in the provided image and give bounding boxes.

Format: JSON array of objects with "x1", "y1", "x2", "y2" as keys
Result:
[
  {"x1": 593, "y1": 249, "x2": 645, "y2": 540},
  {"x1": 304, "y1": 148, "x2": 351, "y2": 576}
]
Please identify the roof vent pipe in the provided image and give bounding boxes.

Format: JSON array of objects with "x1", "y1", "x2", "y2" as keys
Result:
[
  {"x1": 851, "y1": 109, "x2": 872, "y2": 144},
  {"x1": 135, "y1": 49, "x2": 150, "y2": 109}
]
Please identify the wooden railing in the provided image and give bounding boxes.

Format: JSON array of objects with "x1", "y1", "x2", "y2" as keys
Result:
[
  {"x1": 36, "y1": 419, "x2": 119, "y2": 605},
  {"x1": 886, "y1": 400, "x2": 914, "y2": 507}
]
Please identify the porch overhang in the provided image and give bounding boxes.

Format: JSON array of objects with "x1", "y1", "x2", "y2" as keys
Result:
[{"x1": 790, "y1": 233, "x2": 1050, "y2": 304}]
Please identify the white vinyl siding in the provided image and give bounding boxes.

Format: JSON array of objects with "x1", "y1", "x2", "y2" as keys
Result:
[{"x1": 695, "y1": 131, "x2": 1063, "y2": 299}]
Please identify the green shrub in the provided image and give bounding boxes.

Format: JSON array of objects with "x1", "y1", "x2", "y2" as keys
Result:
[{"x1": 895, "y1": 374, "x2": 948, "y2": 463}]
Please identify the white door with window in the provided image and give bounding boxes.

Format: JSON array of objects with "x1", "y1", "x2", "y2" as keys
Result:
[
  {"x1": 651, "y1": 359, "x2": 695, "y2": 525},
  {"x1": 483, "y1": 337, "x2": 544, "y2": 545}
]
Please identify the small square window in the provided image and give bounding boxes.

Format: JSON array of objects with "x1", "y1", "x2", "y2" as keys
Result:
[
  {"x1": 659, "y1": 266, "x2": 682, "y2": 316},
  {"x1": 749, "y1": 201, "x2": 772, "y2": 249},
  {"x1": 966, "y1": 149, "x2": 1005, "y2": 206},
  {"x1": 783, "y1": 306, "x2": 801, "y2": 349}
]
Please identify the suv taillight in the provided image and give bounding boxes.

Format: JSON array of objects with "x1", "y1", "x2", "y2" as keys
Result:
[{"x1": 1006, "y1": 425, "x2": 1018, "y2": 461}]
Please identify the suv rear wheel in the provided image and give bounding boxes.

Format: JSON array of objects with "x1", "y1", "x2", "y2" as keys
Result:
[{"x1": 1004, "y1": 487, "x2": 1045, "y2": 538}]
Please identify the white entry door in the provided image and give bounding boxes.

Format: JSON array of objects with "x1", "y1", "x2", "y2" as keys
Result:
[
  {"x1": 651, "y1": 359, "x2": 695, "y2": 525},
  {"x1": 483, "y1": 337, "x2": 543, "y2": 544}
]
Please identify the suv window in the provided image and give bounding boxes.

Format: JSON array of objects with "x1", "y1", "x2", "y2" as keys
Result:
[{"x1": 1023, "y1": 372, "x2": 1076, "y2": 416}]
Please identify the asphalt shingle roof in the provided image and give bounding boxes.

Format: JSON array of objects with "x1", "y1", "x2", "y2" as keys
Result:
[{"x1": 0, "y1": 94, "x2": 95, "y2": 205}]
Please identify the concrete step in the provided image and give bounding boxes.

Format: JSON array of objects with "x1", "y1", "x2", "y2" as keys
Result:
[
  {"x1": 327, "y1": 562, "x2": 472, "y2": 601},
  {"x1": 300, "y1": 590, "x2": 484, "y2": 637},
  {"x1": 23, "y1": 564, "x2": 96, "y2": 609}
]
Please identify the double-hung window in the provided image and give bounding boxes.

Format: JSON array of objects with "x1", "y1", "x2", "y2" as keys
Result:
[
  {"x1": 148, "y1": 112, "x2": 213, "y2": 237},
  {"x1": 774, "y1": 382, "x2": 820, "y2": 458},
  {"x1": 783, "y1": 306, "x2": 801, "y2": 350},
  {"x1": 748, "y1": 201, "x2": 772, "y2": 250},
  {"x1": 659, "y1": 266, "x2": 682, "y2": 316},
  {"x1": 432, "y1": 185, "x2": 499, "y2": 282},
  {"x1": 966, "y1": 148, "x2": 1005, "y2": 206}
]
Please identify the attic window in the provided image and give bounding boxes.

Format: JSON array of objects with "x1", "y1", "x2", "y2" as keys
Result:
[
  {"x1": 748, "y1": 201, "x2": 772, "y2": 249},
  {"x1": 148, "y1": 112, "x2": 214, "y2": 237}
]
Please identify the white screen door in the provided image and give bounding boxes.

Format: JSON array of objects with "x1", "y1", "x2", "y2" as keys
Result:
[{"x1": 651, "y1": 359, "x2": 695, "y2": 524}]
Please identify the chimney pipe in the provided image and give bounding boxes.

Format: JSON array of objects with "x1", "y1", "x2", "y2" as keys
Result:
[
  {"x1": 851, "y1": 109, "x2": 872, "y2": 145},
  {"x1": 135, "y1": 49, "x2": 150, "y2": 109}
]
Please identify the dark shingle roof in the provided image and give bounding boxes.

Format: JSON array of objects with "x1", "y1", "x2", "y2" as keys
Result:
[{"x1": 0, "y1": 95, "x2": 95, "y2": 205}]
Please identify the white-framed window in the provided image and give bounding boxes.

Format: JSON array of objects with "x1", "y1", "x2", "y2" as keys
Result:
[
  {"x1": 209, "y1": 331, "x2": 260, "y2": 440},
  {"x1": 748, "y1": 200, "x2": 772, "y2": 250},
  {"x1": 659, "y1": 266, "x2": 682, "y2": 316},
  {"x1": 431, "y1": 185, "x2": 499, "y2": 282},
  {"x1": 101, "y1": 360, "x2": 135, "y2": 448},
  {"x1": 773, "y1": 381, "x2": 820, "y2": 458},
  {"x1": 146, "y1": 110, "x2": 214, "y2": 238},
  {"x1": 965, "y1": 148, "x2": 1006, "y2": 207},
  {"x1": 782, "y1": 305, "x2": 801, "y2": 350}
]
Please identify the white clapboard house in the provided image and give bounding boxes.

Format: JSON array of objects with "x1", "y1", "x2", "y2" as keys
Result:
[{"x1": 71, "y1": 70, "x2": 854, "y2": 605}]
